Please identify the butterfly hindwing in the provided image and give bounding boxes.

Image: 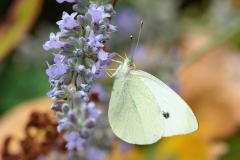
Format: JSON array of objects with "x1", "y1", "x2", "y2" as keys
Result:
[{"x1": 131, "y1": 70, "x2": 198, "y2": 137}]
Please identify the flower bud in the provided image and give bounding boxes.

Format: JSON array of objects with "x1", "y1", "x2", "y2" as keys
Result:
[
  {"x1": 57, "y1": 119, "x2": 74, "y2": 132},
  {"x1": 54, "y1": 90, "x2": 68, "y2": 99},
  {"x1": 68, "y1": 37, "x2": 80, "y2": 48},
  {"x1": 80, "y1": 127, "x2": 90, "y2": 139},
  {"x1": 63, "y1": 43, "x2": 75, "y2": 52},
  {"x1": 73, "y1": 4, "x2": 88, "y2": 14},
  {"x1": 73, "y1": 49, "x2": 84, "y2": 57},
  {"x1": 78, "y1": 37, "x2": 86, "y2": 48},
  {"x1": 84, "y1": 118, "x2": 96, "y2": 128},
  {"x1": 68, "y1": 58, "x2": 76, "y2": 69},
  {"x1": 59, "y1": 73, "x2": 72, "y2": 85},
  {"x1": 106, "y1": 4, "x2": 113, "y2": 10},
  {"x1": 83, "y1": 45, "x2": 91, "y2": 53},
  {"x1": 81, "y1": 84, "x2": 91, "y2": 93},
  {"x1": 84, "y1": 58, "x2": 95, "y2": 68},
  {"x1": 50, "y1": 101, "x2": 65, "y2": 110},
  {"x1": 98, "y1": 25, "x2": 107, "y2": 34},
  {"x1": 73, "y1": 91, "x2": 83, "y2": 105},
  {"x1": 76, "y1": 75, "x2": 85, "y2": 89},
  {"x1": 68, "y1": 110, "x2": 78, "y2": 124},
  {"x1": 62, "y1": 103, "x2": 70, "y2": 114},
  {"x1": 77, "y1": 15, "x2": 88, "y2": 26}
]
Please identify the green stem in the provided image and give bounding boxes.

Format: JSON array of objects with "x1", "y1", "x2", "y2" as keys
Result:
[{"x1": 85, "y1": 26, "x2": 91, "y2": 39}]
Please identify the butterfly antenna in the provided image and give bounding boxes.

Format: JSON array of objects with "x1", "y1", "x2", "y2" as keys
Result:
[
  {"x1": 133, "y1": 21, "x2": 143, "y2": 58},
  {"x1": 130, "y1": 35, "x2": 134, "y2": 59},
  {"x1": 121, "y1": 48, "x2": 128, "y2": 59}
]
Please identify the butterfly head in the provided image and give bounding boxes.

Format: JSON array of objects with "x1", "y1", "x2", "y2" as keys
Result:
[
  {"x1": 123, "y1": 57, "x2": 135, "y2": 69},
  {"x1": 112, "y1": 57, "x2": 135, "y2": 78}
]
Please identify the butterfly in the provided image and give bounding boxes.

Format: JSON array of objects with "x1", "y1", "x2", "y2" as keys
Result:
[{"x1": 108, "y1": 56, "x2": 198, "y2": 145}]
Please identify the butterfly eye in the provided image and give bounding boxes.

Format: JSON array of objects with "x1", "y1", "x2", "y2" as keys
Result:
[{"x1": 163, "y1": 112, "x2": 170, "y2": 119}]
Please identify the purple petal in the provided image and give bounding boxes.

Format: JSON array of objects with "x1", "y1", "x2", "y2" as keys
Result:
[{"x1": 98, "y1": 49, "x2": 108, "y2": 61}]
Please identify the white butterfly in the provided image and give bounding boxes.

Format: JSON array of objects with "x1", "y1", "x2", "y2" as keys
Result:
[{"x1": 108, "y1": 57, "x2": 198, "y2": 145}]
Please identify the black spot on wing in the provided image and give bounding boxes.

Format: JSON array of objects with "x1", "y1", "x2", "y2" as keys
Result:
[{"x1": 163, "y1": 112, "x2": 170, "y2": 119}]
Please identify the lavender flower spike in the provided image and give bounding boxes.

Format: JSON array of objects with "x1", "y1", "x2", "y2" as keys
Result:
[
  {"x1": 88, "y1": 4, "x2": 110, "y2": 23},
  {"x1": 44, "y1": 0, "x2": 117, "y2": 153}
]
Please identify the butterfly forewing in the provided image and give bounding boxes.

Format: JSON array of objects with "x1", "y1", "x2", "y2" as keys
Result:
[
  {"x1": 131, "y1": 70, "x2": 198, "y2": 136},
  {"x1": 109, "y1": 74, "x2": 164, "y2": 145}
]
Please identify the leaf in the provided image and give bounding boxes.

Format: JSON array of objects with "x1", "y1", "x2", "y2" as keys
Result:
[{"x1": 0, "y1": 0, "x2": 43, "y2": 62}]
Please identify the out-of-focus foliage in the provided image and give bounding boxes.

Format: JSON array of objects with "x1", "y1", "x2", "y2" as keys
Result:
[{"x1": 0, "y1": 0, "x2": 43, "y2": 62}]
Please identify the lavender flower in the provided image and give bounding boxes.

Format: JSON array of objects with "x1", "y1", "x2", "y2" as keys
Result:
[
  {"x1": 81, "y1": 102, "x2": 101, "y2": 118},
  {"x1": 98, "y1": 49, "x2": 108, "y2": 61},
  {"x1": 92, "y1": 61, "x2": 107, "y2": 81},
  {"x1": 46, "y1": 54, "x2": 68, "y2": 81},
  {"x1": 57, "y1": 12, "x2": 78, "y2": 29},
  {"x1": 88, "y1": 4, "x2": 110, "y2": 23},
  {"x1": 88, "y1": 30, "x2": 104, "y2": 48},
  {"x1": 43, "y1": 32, "x2": 64, "y2": 50},
  {"x1": 87, "y1": 147, "x2": 107, "y2": 160},
  {"x1": 64, "y1": 132, "x2": 85, "y2": 150},
  {"x1": 43, "y1": 0, "x2": 117, "y2": 153}
]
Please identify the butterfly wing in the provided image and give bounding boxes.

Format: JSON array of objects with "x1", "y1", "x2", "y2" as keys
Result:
[
  {"x1": 108, "y1": 74, "x2": 164, "y2": 145},
  {"x1": 131, "y1": 70, "x2": 198, "y2": 137}
]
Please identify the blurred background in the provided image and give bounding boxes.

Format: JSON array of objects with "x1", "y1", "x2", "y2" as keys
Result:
[{"x1": 1, "y1": 0, "x2": 240, "y2": 159}]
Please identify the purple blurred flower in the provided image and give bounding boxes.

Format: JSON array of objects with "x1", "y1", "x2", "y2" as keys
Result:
[
  {"x1": 92, "y1": 60, "x2": 107, "y2": 81},
  {"x1": 87, "y1": 147, "x2": 107, "y2": 160},
  {"x1": 43, "y1": 32, "x2": 64, "y2": 50},
  {"x1": 54, "y1": 54, "x2": 67, "y2": 66},
  {"x1": 114, "y1": 8, "x2": 140, "y2": 34},
  {"x1": 64, "y1": 132, "x2": 85, "y2": 150},
  {"x1": 57, "y1": 11, "x2": 78, "y2": 29},
  {"x1": 56, "y1": 0, "x2": 75, "y2": 3},
  {"x1": 88, "y1": 30, "x2": 104, "y2": 48},
  {"x1": 168, "y1": 81, "x2": 180, "y2": 94},
  {"x1": 98, "y1": 49, "x2": 108, "y2": 61},
  {"x1": 131, "y1": 43, "x2": 146, "y2": 61},
  {"x1": 88, "y1": 4, "x2": 110, "y2": 23},
  {"x1": 87, "y1": 102, "x2": 101, "y2": 118},
  {"x1": 121, "y1": 141, "x2": 133, "y2": 153},
  {"x1": 81, "y1": 102, "x2": 101, "y2": 119}
]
